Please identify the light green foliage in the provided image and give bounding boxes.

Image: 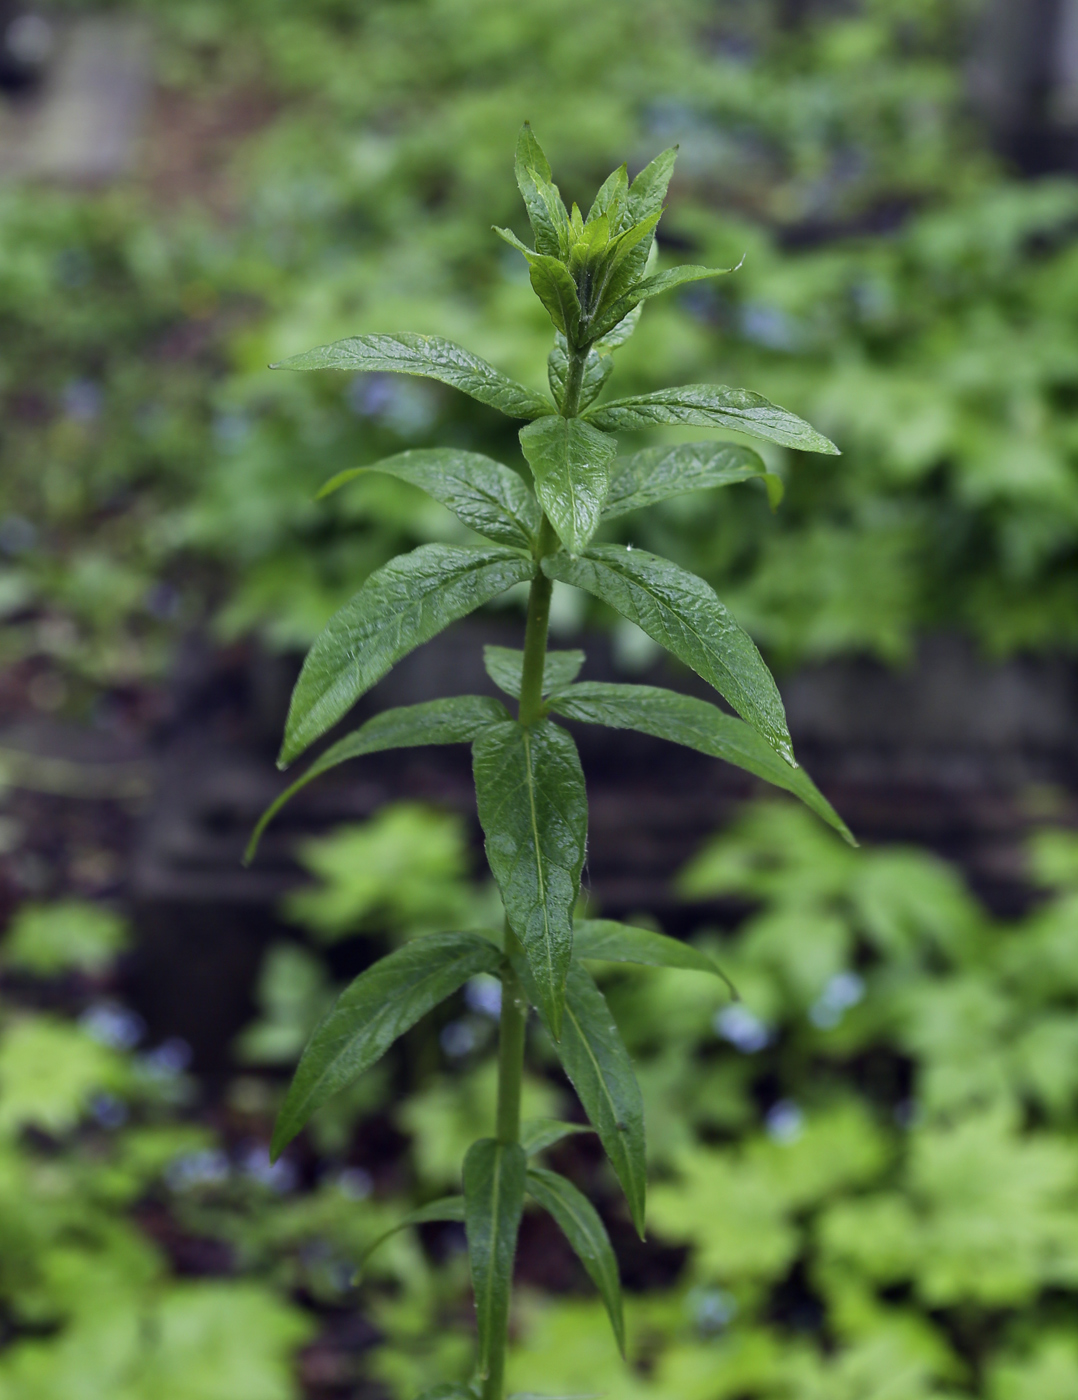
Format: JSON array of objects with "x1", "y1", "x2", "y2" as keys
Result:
[
  {"x1": 1, "y1": 900, "x2": 128, "y2": 976},
  {"x1": 282, "y1": 802, "x2": 492, "y2": 940},
  {"x1": 0, "y1": 1018, "x2": 129, "y2": 1138}
]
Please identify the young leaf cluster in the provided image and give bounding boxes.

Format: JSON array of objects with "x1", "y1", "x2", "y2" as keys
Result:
[{"x1": 252, "y1": 128, "x2": 849, "y2": 1400}]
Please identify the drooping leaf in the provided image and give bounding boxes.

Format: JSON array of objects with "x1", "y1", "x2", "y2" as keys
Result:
[
  {"x1": 518, "y1": 417, "x2": 617, "y2": 554},
  {"x1": 514, "y1": 956, "x2": 646, "y2": 1236},
  {"x1": 520, "y1": 1118, "x2": 594, "y2": 1156},
  {"x1": 526, "y1": 1166, "x2": 625, "y2": 1356},
  {"x1": 472, "y1": 720, "x2": 588, "y2": 1038},
  {"x1": 464, "y1": 1138, "x2": 528, "y2": 1381},
  {"x1": 547, "y1": 337, "x2": 612, "y2": 414},
  {"x1": 574, "y1": 918, "x2": 732, "y2": 980},
  {"x1": 515, "y1": 125, "x2": 570, "y2": 259},
  {"x1": 527, "y1": 257, "x2": 582, "y2": 344},
  {"x1": 483, "y1": 647, "x2": 585, "y2": 700},
  {"x1": 585, "y1": 384, "x2": 840, "y2": 455},
  {"x1": 601, "y1": 441, "x2": 771, "y2": 520},
  {"x1": 246, "y1": 696, "x2": 510, "y2": 862},
  {"x1": 272, "y1": 333, "x2": 552, "y2": 421},
  {"x1": 542, "y1": 546, "x2": 794, "y2": 765},
  {"x1": 550, "y1": 682, "x2": 854, "y2": 843},
  {"x1": 355, "y1": 1197, "x2": 465, "y2": 1277},
  {"x1": 316, "y1": 450, "x2": 541, "y2": 551},
  {"x1": 271, "y1": 934, "x2": 502, "y2": 1159},
  {"x1": 280, "y1": 545, "x2": 535, "y2": 766}
]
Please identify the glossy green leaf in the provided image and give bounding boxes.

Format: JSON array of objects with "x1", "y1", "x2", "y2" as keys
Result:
[
  {"x1": 585, "y1": 384, "x2": 840, "y2": 454},
  {"x1": 515, "y1": 125, "x2": 569, "y2": 259},
  {"x1": 280, "y1": 545, "x2": 535, "y2": 766},
  {"x1": 527, "y1": 256, "x2": 581, "y2": 344},
  {"x1": 464, "y1": 1138, "x2": 527, "y2": 1381},
  {"x1": 271, "y1": 934, "x2": 501, "y2": 1159},
  {"x1": 355, "y1": 1196, "x2": 465, "y2": 1277},
  {"x1": 515, "y1": 956, "x2": 646, "y2": 1236},
  {"x1": 601, "y1": 441, "x2": 771, "y2": 521},
  {"x1": 592, "y1": 303, "x2": 641, "y2": 353},
  {"x1": 626, "y1": 145, "x2": 678, "y2": 224},
  {"x1": 547, "y1": 337, "x2": 611, "y2": 414},
  {"x1": 518, "y1": 417, "x2": 617, "y2": 554},
  {"x1": 542, "y1": 546, "x2": 794, "y2": 765},
  {"x1": 587, "y1": 210, "x2": 664, "y2": 322},
  {"x1": 472, "y1": 719, "x2": 588, "y2": 1038},
  {"x1": 316, "y1": 449, "x2": 541, "y2": 551},
  {"x1": 483, "y1": 647, "x2": 585, "y2": 700},
  {"x1": 246, "y1": 696, "x2": 509, "y2": 862},
  {"x1": 520, "y1": 1117, "x2": 594, "y2": 1156},
  {"x1": 586, "y1": 163, "x2": 628, "y2": 229},
  {"x1": 590, "y1": 262, "x2": 736, "y2": 339},
  {"x1": 550, "y1": 682, "x2": 854, "y2": 844},
  {"x1": 272, "y1": 333, "x2": 551, "y2": 421},
  {"x1": 573, "y1": 918, "x2": 734, "y2": 987},
  {"x1": 526, "y1": 1166, "x2": 625, "y2": 1355}
]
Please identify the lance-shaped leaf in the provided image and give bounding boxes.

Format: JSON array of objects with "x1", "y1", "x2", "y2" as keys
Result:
[
  {"x1": 542, "y1": 546, "x2": 794, "y2": 765},
  {"x1": 549, "y1": 682, "x2": 854, "y2": 843},
  {"x1": 626, "y1": 145, "x2": 678, "y2": 224},
  {"x1": 526, "y1": 1166, "x2": 625, "y2": 1355},
  {"x1": 515, "y1": 125, "x2": 570, "y2": 258},
  {"x1": 272, "y1": 333, "x2": 552, "y2": 421},
  {"x1": 514, "y1": 956, "x2": 646, "y2": 1236},
  {"x1": 589, "y1": 263, "x2": 738, "y2": 340},
  {"x1": 585, "y1": 384, "x2": 839, "y2": 455},
  {"x1": 602, "y1": 441, "x2": 774, "y2": 521},
  {"x1": 586, "y1": 210, "x2": 664, "y2": 324},
  {"x1": 464, "y1": 1139, "x2": 527, "y2": 1381},
  {"x1": 573, "y1": 919, "x2": 734, "y2": 992},
  {"x1": 355, "y1": 1197, "x2": 465, "y2": 1277},
  {"x1": 247, "y1": 696, "x2": 510, "y2": 862},
  {"x1": 483, "y1": 646, "x2": 585, "y2": 701},
  {"x1": 281, "y1": 545, "x2": 535, "y2": 766},
  {"x1": 272, "y1": 934, "x2": 502, "y2": 1159},
  {"x1": 519, "y1": 417, "x2": 617, "y2": 555},
  {"x1": 527, "y1": 256, "x2": 581, "y2": 344},
  {"x1": 547, "y1": 338, "x2": 611, "y2": 414},
  {"x1": 520, "y1": 1118, "x2": 594, "y2": 1156},
  {"x1": 592, "y1": 303, "x2": 641, "y2": 353},
  {"x1": 586, "y1": 162, "x2": 628, "y2": 229},
  {"x1": 317, "y1": 450, "x2": 541, "y2": 552},
  {"x1": 473, "y1": 720, "x2": 588, "y2": 1038}
]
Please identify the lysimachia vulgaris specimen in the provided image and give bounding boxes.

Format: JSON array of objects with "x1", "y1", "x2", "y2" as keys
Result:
[{"x1": 247, "y1": 126, "x2": 854, "y2": 1400}]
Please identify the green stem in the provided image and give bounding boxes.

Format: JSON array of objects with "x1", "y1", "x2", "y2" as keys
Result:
[
  {"x1": 559, "y1": 343, "x2": 589, "y2": 419},
  {"x1": 517, "y1": 519, "x2": 557, "y2": 727},
  {"x1": 495, "y1": 927, "x2": 528, "y2": 1145}
]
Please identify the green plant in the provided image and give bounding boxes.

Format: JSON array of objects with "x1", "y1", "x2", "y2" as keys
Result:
[{"x1": 248, "y1": 128, "x2": 851, "y2": 1400}]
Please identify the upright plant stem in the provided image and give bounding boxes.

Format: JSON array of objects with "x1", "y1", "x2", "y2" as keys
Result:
[{"x1": 483, "y1": 346, "x2": 587, "y2": 1400}]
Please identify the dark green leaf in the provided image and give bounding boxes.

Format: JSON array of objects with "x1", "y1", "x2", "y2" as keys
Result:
[
  {"x1": 527, "y1": 257, "x2": 581, "y2": 344},
  {"x1": 272, "y1": 333, "x2": 551, "y2": 421},
  {"x1": 520, "y1": 1118, "x2": 594, "y2": 1156},
  {"x1": 526, "y1": 1166, "x2": 625, "y2": 1355},
  {"x1": 515, "y1": 957, "x2": 646, "y2": 1236},
  {"x1": 464, "y1": 1139, "x2": 527, "y2": 1381},
  {"x1": 518, "y1": 417, "x2": 617, "y2": 555},
  {"x1": 547, "y1": 337, "x2": 611, "y2": 414},
  {"x1": 280, "y1": 545, "x2": 535, "y2": 766},
  {"x1": 272, "y1": 934, "x2": 502, "y2": 1159},
  {"x1": 590, "y1": 262, "x2": 738, "y2": 336},
  {"x1": 602, "y1": 441, "x2": 770, "y2": 521},
  {"x1": 586, "y1": 210, "x2": 664, "y2": 322},
  {"x1": 573, "y1": 918, "x2": 736, "y2": 997},
  {"x1": 246, "y1": 696, "x2": 509, "y2": 862},
  {"x1": 585, "y1": 384, "x2": 840, "y2": 455},
  {"x1": 355, "y1": 1196, "x2": 465, "y2": 1277},
  {"x1": 515, "y1": 125, "x2": 569, "y2": 259},
  {"x1": 592, "y1": 304, "x2": 641, "y2": 353},
  {"x1": 550, "y1": 682, "x2": 854, "y2": 844},
  {"x1": 316, "y1": 449, "x2": 541, "y2": 552},
  {"x1": 483, "y1": 647, "x2": 585, "y2": 700},
  {"x1": 473, "y1": 720, "x2": 588, "y2": 1038},
  {"x1": 542, "y1": 546, "x2": 794, "y2": 765}
]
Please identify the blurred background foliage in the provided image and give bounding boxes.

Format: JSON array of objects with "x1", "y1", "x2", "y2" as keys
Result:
[{"x1": 5, "y1": 0, "x2": 1078, "y2": 1397}]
